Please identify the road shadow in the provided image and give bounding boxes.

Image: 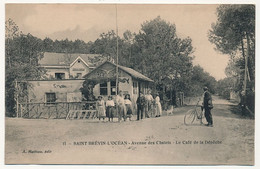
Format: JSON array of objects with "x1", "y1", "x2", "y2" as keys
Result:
[
  {"x1": 212, "y1": 104, "x2": 253, "y2": 119},
  {"x1": 170, "y1": 103, "x2": 254, "y2": 121},
  {"x1": 228, "y1": 104, "x2": 254, "y2": 119}
]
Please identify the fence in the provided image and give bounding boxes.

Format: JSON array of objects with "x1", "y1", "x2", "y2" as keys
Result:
[
  {"x1": 17, "y1": 101, "x2": 162, "y2": 119},
  {"x1": 17, "y1": 101, "x2": 96, "y2": 119}
]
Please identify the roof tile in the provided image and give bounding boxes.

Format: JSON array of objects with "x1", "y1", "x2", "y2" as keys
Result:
[{"x1": 39, "y1": 52, "x2": 102, "y2": 67}]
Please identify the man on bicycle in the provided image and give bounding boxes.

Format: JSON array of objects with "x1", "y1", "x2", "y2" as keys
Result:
[{"x1": 202, "y1": 86, "x2": 213, "y2": 127}]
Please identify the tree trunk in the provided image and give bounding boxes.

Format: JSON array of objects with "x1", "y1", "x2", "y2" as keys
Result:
[
  {"x1": 240, "y1": 35, "x2": 246, "y2": 63},
  {"x1": 7, "y1": 38, "x2": 12, "y2": 67},
  {"x1": 240, "y1": 35, "x2": 247, "y2": 95},
  {"x1": 245, "y1": 31, "x2": 253, "y2": 81}
]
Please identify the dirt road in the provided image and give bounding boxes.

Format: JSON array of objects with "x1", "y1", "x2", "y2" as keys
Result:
[{"x1": 5, "y1": 97, "x2": 254, "y2": 165}]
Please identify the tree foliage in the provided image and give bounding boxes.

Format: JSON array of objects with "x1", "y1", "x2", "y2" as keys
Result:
[
  {"x1": 209, "y1": 5, "x2": 255, "y2": 113},
  {"x1": 190, "y1": 66, "x2": 217, "y2": 95},
  {"x1": 80, "y1": 81, "x2": 97, "y2": 101},
  {"x1": 89, "y1": 30, "x2": 135, "y2": 67},
  {"x1": 131, "y1": 17, "x2": 195, "y2": 96},
  {"x1": 208, "y1": 4, "x2": 255, "y2": 82},
  {"x1": 208, "y1": 5, "x2": 255, "y2": 55},
  {"x1": 42, "y1": 38, "x2": 92, "y2": 53},
  {"x1": 216, "y1": 77, "x2": 237, "y2": 99},
  {"x1": 5, "y1": 19, "x2": 45, "y2": 116}
]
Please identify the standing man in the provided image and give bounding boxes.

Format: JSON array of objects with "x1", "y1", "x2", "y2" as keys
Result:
[
  {"x1": 202, "y1": 86, "x2": 213, "y2": 127},
  {"x1": 145, "y1": 90, "x2": 153, "y2": 118},
  {"x1": 116, "y1": 90, "x2": 126, "y2": 122},
  {"x1": 136, "y1": 92, "x2": 146, "y2": 120}
]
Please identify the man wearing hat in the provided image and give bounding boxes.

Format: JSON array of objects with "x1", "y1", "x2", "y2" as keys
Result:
[
  {"x1": 116, "y1": 90, "x2": 126, "y2": 122},
  {"x1": 202, "y1": 86, "x2": 213, "y2": 127},
  {"x1": 145, "y1": 90, "x2": 154, "y2": 117},
  {"x1": 136, "y1": 92, "x2": 146, "y2": 120}
]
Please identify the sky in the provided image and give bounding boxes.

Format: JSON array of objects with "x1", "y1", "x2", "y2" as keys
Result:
[{"x1": 5, "y1": 4, "x2": 230, "y2": 80}]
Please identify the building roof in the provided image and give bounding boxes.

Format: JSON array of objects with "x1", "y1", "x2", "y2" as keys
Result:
[
  {"x1": 85, "y1": 61, "x2": 153, "y2": 82},
  {"x1": 117, "y1": 64, "x2": 153, "y2": 82},
  {"x1": 39, "y1": 52, "x2": 103, "y2": 67}
]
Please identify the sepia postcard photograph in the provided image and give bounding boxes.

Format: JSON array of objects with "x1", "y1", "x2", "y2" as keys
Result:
[{"x1": 3, "y1": 1, "x2": 257, "y2": 167}]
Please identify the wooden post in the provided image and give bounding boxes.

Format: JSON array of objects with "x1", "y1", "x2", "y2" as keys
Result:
[
  {"x1": 138, "y1": 81, "x2": 141, "y2": 97},
  {"x1": 20, "y1": 104, "x2": 23, "y2": 117},
  {"x1": 27, "y1": 103, "x2": 29, "y2": 118},
  {"x1": 67, "y1": 102, "x2": 70, "y2": 117},
  {"x1": 56, "y1": 104, "x2": 58, "y2": 119}
]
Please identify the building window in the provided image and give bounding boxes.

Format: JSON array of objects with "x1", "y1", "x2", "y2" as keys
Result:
[
  {"x1": 133, "y1": 81, "x2": 138, "y2": 94},
  {"x1": 100, "y1": 82, "x2": 108, "y2": 95},
  {"x1": 76, "y1": 73, "x2": 82, "y2": 78},
  {"x1": 45, "y1": 93, "x2": 56, "y2": 104},
  {"x1": 55, "y1": 73, "x2": 65, "y2": 80},
  {"x1": 111, "y1": 81, "x2": 117, "y2": 95}
]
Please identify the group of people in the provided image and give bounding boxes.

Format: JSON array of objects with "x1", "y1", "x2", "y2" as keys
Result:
[
  {"x1": 136, "y1": 91, "x2": 162, "y2": 120},
  {"x1": 95, "y1": 90, "x2": 162, "y2": 122},
  {"x1": 93, "y1": 86, "x2": 214, "y2": 126}
]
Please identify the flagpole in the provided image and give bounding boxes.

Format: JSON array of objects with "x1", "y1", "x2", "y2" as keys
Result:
[{"x1": 115, "y1": 4, "x2": 119, "y2": 96}]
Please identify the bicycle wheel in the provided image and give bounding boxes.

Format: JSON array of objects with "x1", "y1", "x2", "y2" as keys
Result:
[{"x1": 184, "y1": 109, "x2": 196, "y2": 125}]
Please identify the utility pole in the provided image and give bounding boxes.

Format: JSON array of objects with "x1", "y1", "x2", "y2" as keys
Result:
[{"x1": 115, "y1": 4, "x2": 119, "y2": 95}]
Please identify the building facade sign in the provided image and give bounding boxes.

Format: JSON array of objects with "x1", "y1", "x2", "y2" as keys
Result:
[{"x1": 72, "y1": 68, "x2": 85, "y2": 71}]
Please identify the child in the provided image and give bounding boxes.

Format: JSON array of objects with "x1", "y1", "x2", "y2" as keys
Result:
[
  {"x1": 124, "y1": 94, "x2": 133, "y2": 121},
  {"x1": 155, "y1": 93, "x2": 162, "y2": 117},
  {"x1": 106, "y1": 96, "x2": 115, "y2": 122},
  {"x1": 96, "y1": 96, "x2": 106, "y2": 121}
]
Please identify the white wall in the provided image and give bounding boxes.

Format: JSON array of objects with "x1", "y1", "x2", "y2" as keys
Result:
[
  {"x1": 69, "y1": 59, "x2": 90, "y2": 78},
  {"x1": 28, "y1": 80, "x2": 84, "y2": 103}
]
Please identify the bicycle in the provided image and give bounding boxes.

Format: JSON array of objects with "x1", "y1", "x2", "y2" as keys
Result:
[{"x1": 184, "y1": 99, "x2": 205, "y2": 125}]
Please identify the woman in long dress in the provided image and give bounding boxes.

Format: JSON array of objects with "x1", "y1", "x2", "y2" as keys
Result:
[
  {"x1": 155, "y1": 93, "x2": 162, "y2": 117},
  {"x1": 96, "y1": 96, "x2": 106, "y2": 121}
]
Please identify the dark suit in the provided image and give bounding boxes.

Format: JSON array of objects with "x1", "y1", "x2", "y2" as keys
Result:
[
  {"x1": 203, "y1": 91, "x2": 213, "y2": 125},
  {"x1": 136, "y1": 96, "x2": 146, "y2": 120}
]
